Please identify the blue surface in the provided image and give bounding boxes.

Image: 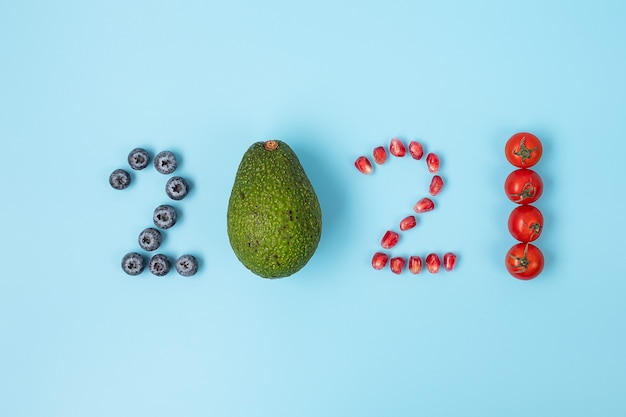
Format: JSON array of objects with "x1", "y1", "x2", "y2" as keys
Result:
[{"x1": 1, "y1": 1, "x2": 625, "y2": 416}]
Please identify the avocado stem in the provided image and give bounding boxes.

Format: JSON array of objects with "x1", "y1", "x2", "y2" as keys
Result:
[{"x1": 264, "y1": 140, "x2": 279, "y2": 151}]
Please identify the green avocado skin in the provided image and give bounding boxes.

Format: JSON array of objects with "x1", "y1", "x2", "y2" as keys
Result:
[{"x1": 227, "y1": 141, "x2": 322, "y2": 278}]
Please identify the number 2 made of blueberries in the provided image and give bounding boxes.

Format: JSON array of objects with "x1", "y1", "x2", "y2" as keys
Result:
[{"x1": 110, "y1": 148, "x2": 199, "y2": 277}]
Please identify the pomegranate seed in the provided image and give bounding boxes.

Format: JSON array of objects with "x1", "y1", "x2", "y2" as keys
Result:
[
  {"x1": 414, "y1": 197, "x2": 435, "y2": 213},
  {"x1": 381, "y1": 230, "x2": 400, "y2": 249},
  {"x1": 390, "y1": 257, "x2": 406, "y2": 274},
  {"x1": 372, "y1": 252, "x2": 389, "y2": 270},
  {"x1": 443, "y1": 252, "x2": 457, "y2": 271},
  {"x1": 354, "y1": 156, "x2": 373, "y2": 174},
  {"x1": 429, "y1": 175, "x2": 444, "y2": 196},
  {"x1": 426, "y1": 153, "x2": 440, "y2": 173},
  {"x1": 408, "y1": 256, "x2": 423, "y2": 274},
  {"x1": 425, "y1": 253, "x2": 441, "y2": 274},
  {"x1": 373, "y1": 146, "x2": 387, "y2": 164},
  {"x1": 389, "y1": 138, "x2": 406, "y2": 157},
  {"x1": 399, "y1": 215, "x2": 417, "y2": 231},
  {"x1": 409, "y1": 141, "x2": 424, "y2": 160}
]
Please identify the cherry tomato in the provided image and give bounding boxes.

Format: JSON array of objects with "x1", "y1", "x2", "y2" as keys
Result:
[
  {"x1": 505, "y1": 132, "x2": 543, "y2": 168},
  {"x1": 504, "y1": 169, "x2": 543, "y2": 204},
  {"x1": 505, "y1": 243, "x2": 544, "y2": 280},
  {"x1": 508, "y1": 205, "x2": 544, "y2": 242}
]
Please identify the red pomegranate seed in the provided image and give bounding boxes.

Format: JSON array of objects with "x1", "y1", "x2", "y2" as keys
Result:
[
  {"x1": 425, "y1": 253, "x2": 441, "y2": 273},
  {"x1": 354, "y1": 156, "x2": 373, "y2": 174},
  {"x1": 399, "y1": 215, "x2": 417, "y2": 231},
  {"x1": 389, "y1": 138, "x2": 406, "y2": 157},
  {"x1": 408, "y1": 256, "x2": 423, "y2": 274},
  {"x1": 409, "y1": 141, "x2": 424, "y2": 160},
  {"x1": 381, "y1": 230, "x2": 400, "y2": 249},
  {"x1": 429, "y1": 175, "x2": 444, "y2": 196},
  {"x1": 426, "y1": 153, "x2": 440, "y2": 173},
  {"x1": 443, "y1": 252, "x2": 457, "y2": 271},
  {"x1": 414, "y1": 197, "x2": 435, "y2": 213},
  {"x1": 372, "y1": 252, "x2": 389, "y2": 270},
  {"x1": 373, "y1": 146, "x2": 387, "y2": 164},
  {"x1": 390, "y1": 257, "x2": 406, "y2": 274}
]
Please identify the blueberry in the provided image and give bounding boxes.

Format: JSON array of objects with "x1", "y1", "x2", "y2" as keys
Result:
[
  {"x1": 153, "y1": 204, "x2": 177, "y2": 229},
  {"x1": 128, "y1": 148, "x2": 150, "y2": 170},
  {"x1": 138, "y1": 227, "x2": 162, "y2": 251},
  {"x1": 121, "y1": 252, "x2": 145, "y2": 275},
  {"x1": 165, "y1": 176, "x2": 190, "y2": 200},
  {"x1": 154, "y1": 150, "x2": 177, "y2": 175},
  {"x1": 149, "y1": 254, "x2": 171, "y2": 276},
  {"x1": 175, "y1": 254, "x2": 198, "y2": 277},
  {"x1": 109, "y1": 169, "x2": 131, "y2": 190}
]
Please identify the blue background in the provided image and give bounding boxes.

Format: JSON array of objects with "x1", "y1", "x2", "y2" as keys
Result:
[{"x1": 1, "y1": 1, "x2": 625, "y2": 416}]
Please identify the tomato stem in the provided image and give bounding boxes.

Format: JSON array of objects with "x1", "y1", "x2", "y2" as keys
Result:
[
  {"x1": 510, "y1": 180, "x2": 536, "y2": 203},
  {"x1": 529, "y1": 222, "x2": 542, "y2": 239},
  {"x1": 510, "y1": 243, "x2": 530, "y2": 273},
  {"x1": 514, "y1": 137, "x2": 540, "y2": 166}
]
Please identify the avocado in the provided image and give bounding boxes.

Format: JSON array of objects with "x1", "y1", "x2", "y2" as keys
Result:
[{"x1": 227, "y1": 140, "x2": 322, "y2": 278}]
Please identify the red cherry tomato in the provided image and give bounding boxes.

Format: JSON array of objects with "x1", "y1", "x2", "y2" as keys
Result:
[
  {"x1": 505, "y1": 132, "x2": 543, "y2": 168},
  {"x1": 508, "y1": 205, "x2": 544, "y2": 242},
  {"x1": 504, "y1": 169, "x2": 543, "y2": 204},
  {"x1": 505, "y1": 243, "x2": 544, "y2": 280}
]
